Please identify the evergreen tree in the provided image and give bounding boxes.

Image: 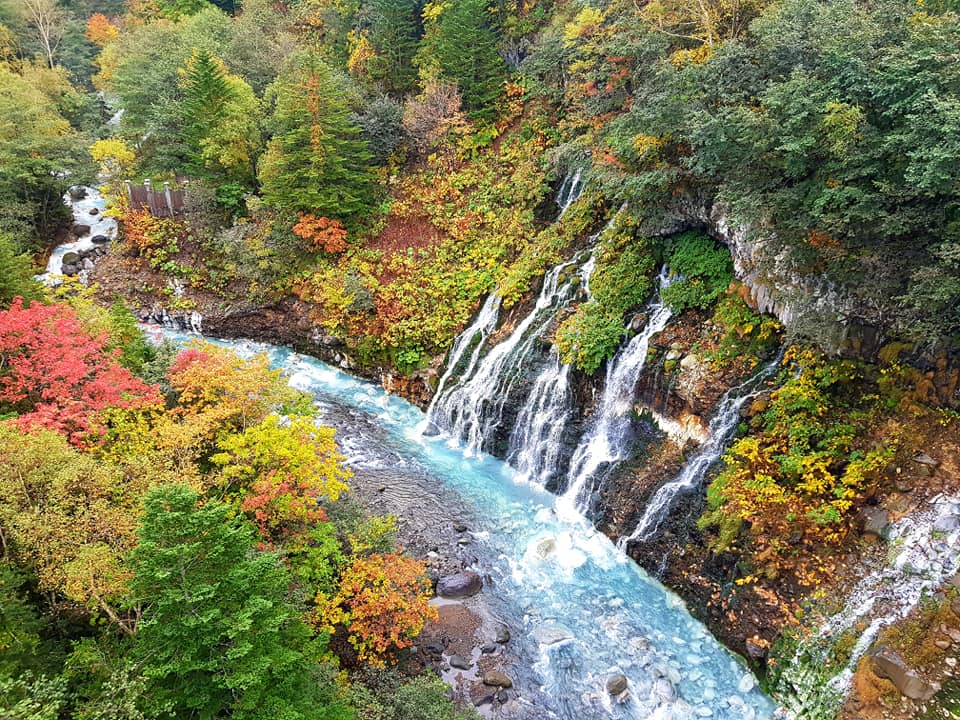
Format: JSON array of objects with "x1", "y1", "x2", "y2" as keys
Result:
[
  {"x1": 417, "y1": 0, "x2": 506, "y2": 119},
  {"x1": 180, "y1": 49, "x2": 235, "y2": 174},
  {"x1": 258, "y1": 54, "x2": 374, "y2": 221},
  {"x1": 366, "y1": 0, "x2": 420, "y2": 95},
  {"x1": 0, "y1": 234, "x2": 41, "y2": 307},
  {"x1": 179, "y1": 49, "x2": 262, "y2": 189},
  {"x1": 130, "y1": 485, "x2": 353, "y2": 720}
]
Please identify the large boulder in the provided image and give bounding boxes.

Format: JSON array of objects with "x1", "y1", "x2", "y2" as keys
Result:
[
  {"x1": 870, "y1": 645, "x2": 938, "y2": 700},
  {"x1": 436, "y1": 571, "x2": 482, "y2": 598},
  {"x1": 70, "y1": 223, "x2": 91, "y2": 237},
  {"x1": 482, "y1": 671, "x2": 512, "y2": 688},
  {"x1": 61, "y1": 251, "x2": 79, "y2": 266},
  {"x1": 91, "y1": 234, "x2": 110, "y2": 244},
  {"x1": 860, "y1": 507, "x2": 891, "y2": 541},
  {"x1": 606, "y1": 673, "x2": 628, "y2": 695}
]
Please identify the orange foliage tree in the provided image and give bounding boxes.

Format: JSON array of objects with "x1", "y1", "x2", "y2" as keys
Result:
[
  {"x1": 313, "y1": 552, "x2": 437, "y2": 666},
  {"x1": 293, "y1": 214, "x2": 349, "y2": 254},
  {"x1": 85, "y1": 13, "x2": 119, "y2": 46}
]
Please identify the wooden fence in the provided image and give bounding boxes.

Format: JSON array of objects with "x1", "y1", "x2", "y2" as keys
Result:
[{"x1": 125, "y1": 180, "x2": 187, "y2": 218}]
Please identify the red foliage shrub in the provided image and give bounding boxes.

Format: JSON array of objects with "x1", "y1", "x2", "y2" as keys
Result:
[{"x1": 0, "y1": 299, "x2": 160, "y2": 445}]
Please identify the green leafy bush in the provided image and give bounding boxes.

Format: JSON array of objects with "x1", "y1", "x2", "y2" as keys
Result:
[
  {"x1": 554, "y1": 218, "x2": 657, "y2": 373},
  {"x1": 554, "y1": 302, "x2": 627, "y2": 374},
  {"x1": 661, "y1": 232, "x2": 733, "y2": 312}
]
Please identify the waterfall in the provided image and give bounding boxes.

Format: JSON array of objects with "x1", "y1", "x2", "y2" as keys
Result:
[
  {"x1": 506, "y1": 251, "x2": 598, "y2": 486},
  {"x1": 424, "y1": 255, "x2": 585, "y2": 455},
  {"x1": 555, "y1": 168, "x2": 585, "y2": 217},
  {"x1": 429, "y1": 293, "x2": 502, "y2": 408},
  {"x1": 617, "y1": 354, "x2": 782, "y2": 548},
  {"x1": 777, "y1": 492, "x2": 960, "y2": 716},
  {"x1": 559, "y1": 268, "x2": 675, "y2": 516}
]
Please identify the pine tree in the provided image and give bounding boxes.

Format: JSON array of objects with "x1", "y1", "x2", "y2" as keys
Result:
[
  {"x1": 258, "y1": 54, "x2": 375, "y2": 221},
  {"x1": 180, "y1": 49, "x2": 235, "y2": 174},
  {"x1": 417, "y1": 0, "x2": 506, "y2": 119},
  {"x1": 366, "y1": 0, "x2": 421, "y2": 95}
]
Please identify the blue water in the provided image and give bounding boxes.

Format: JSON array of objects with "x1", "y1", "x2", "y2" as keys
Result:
[{"x1": 156, "y1": 331, "x2": 775, "y2": 720}]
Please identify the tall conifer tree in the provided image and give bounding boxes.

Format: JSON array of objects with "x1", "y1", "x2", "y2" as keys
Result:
[{"x1": 258, "y1": 54, "x2": 374, "y2": 221}]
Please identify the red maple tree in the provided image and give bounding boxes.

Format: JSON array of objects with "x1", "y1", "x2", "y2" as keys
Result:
[{"x1": 0, "y1": 299, "x2": 161, "y2": 446}]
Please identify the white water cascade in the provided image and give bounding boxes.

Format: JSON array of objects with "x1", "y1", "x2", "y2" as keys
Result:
[
  {"x1": 559, "y1": 268, "x2": 675, "y2": 517},
  {"x1": 505, "y1": 251, "x2": 598, "y2": 486},
  {"x1": 429, "y1": 292, "x2": 502, "y2": 405},
  {"x1": 555, "y1": 168, "x2": 585, "y2": 217},
  {"x1": 776, "y1": 492, "x2": 960, "y2": 715},
  {"x1": 40, "y1": 186, "x2": 117, "y2": 284},
  {"x1": 618, "y1": 355, "x2": 783, "y2": 548},
  {"x1": 425, "y1": 255, "x2": 586, "y2": 455}
]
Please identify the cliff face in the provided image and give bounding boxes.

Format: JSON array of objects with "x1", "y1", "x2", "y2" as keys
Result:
[{"x1": 705, "y1": 207, "x2": 885, "y2": 357}]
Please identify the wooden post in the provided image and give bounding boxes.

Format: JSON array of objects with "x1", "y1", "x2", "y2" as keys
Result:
[
  {"x1": 124, "y1": 180, "x2": 132, "y2": 204},
  {"x1": 164, "y1": 181, "x2": 174, "y2": 217},
  {"x1": 144, "y1": 179, "x2": 153, "y2": 215}
]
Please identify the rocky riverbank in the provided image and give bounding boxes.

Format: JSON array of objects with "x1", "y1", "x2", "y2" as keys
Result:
[{"x1": 325, "y1": 414, "x2": 537, "y2": 718}]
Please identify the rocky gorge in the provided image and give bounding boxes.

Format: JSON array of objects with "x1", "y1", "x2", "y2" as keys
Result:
[{"x1": 59, "y1": 181, "x2": 960, "y2": 719}]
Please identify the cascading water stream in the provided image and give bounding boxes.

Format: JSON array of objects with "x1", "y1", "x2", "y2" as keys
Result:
[
  {"x1": 425, "y1": 254, "x2": 586, "y2": 457},
  {"x1": 429, "y1": 292, "x2": 502, "y2": 405},
  {"x1": 617, "y1": 354, "x2": 783, "y2": 548},
  {"x1": 40, "y1": 186, "x2": 117, "y2": 284},
  {"x1": 559, "y1": 268, "x2": 675, "y2": 517},
  {"x1": 505, "y1": 250, "x2": 598, "y2": 487},
  {"x1": 555, "y1": 168, "x2": 585, "y2": 217},
  {"x1": 775, "y1": 493, "x2": 960, "y2": 715}
]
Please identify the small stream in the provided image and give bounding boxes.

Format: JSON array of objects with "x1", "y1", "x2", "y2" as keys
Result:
[{"x1": 43, "y1": 187, "x2": 117, "y2": 281}]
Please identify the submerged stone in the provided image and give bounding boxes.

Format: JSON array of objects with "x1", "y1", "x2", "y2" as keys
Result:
[{"x1": 436, "y1": 571, "x2": 482, "y2": 598}]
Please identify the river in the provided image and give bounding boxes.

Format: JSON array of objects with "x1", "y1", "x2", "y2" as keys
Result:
[
  {"x1": 49, "y1": 184, "x2": 774, "y2": 718},
  {"x1": 155, "y1": 330, "x2": 775, "y2": 720}
]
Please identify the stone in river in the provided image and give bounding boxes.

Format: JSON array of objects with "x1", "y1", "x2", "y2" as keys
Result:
[
  {"x1": 494, "y1": 624, "x2": 511, "y2": 644},
  {"x1": 482, "y1": 671, "x2": 512, "y2": 688},
  {"x1": 449, "y1": 655, "x2": 473, "y2": 670},
  {"x1": 422, "y1": 640, "x2": 444, "y2": 657},
  {"x1": 89, "y1": 207, "x2": 99, "y2": 215},
  {"x1": 71, "y1": 223, "x2": 91, "y2": 237},
  {"x1": 436, "y1": 571, "x2": 482, "y2": 598},
  {"x1": 91, "y1": 234, "x2": 109, "y2": 244},
  {"x1": 606, "y1": 673, "x2": 628, "y2": 695}
]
